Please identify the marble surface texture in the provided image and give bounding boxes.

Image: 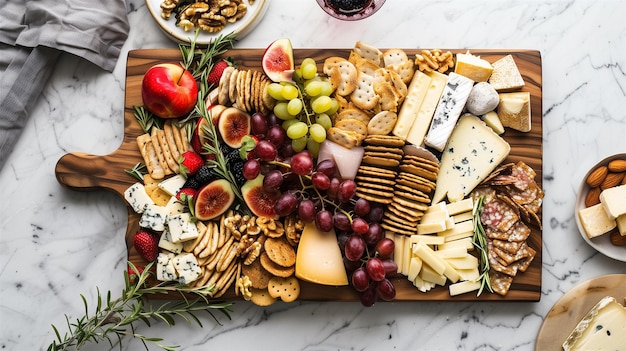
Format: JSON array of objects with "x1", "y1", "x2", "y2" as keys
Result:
[{"x1": 1, "y1": 0, "x2": 625, "y2": 350}]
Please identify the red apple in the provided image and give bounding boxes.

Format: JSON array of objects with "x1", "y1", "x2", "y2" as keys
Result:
[{"x1": 141, "y1": 63, "x2": 198, "y2": 119}]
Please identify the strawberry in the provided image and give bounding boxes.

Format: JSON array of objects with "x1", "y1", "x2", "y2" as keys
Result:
[
  {"x1": 207, "y1": 59, "x2": 231, "y2": 86},
  {"x1": 176, "y1": 187, "x2": 197, "y2": 201},
  {"x1": 127, "y1": 263, "x2": 144, "y2": 284},
  {"x1": 133, "y1": 230, "x2": 159, "y2": 262},
  {"x1": 179, "y1": 150, "x2": 204, "y2": 176}
]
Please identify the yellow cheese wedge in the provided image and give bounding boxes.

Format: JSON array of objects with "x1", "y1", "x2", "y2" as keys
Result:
[
  {"x1": 562, "y1": 296, "x2": 626, "y2": 351},
  {"x1": 497, "y1": 92, "x2": 532, "y2": 132},
  {"x1": 482, "y1": 111, "x2": 505, "y2": 134},
  {"x1": 454, "y1": 52, "x2": 494, "y2": 82},
  {"x1": 295, "y1": 223, "x2": 348, "y2": 286}
]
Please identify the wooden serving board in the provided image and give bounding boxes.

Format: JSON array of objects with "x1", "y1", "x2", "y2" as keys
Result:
[{"x1": 56, "y1": 48, "x2": 543, "y2": 301}]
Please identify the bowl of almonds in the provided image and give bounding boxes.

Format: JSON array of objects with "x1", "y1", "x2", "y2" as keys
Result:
[{"x1": 575, "y1": 153, "x2": 626, "y2": 261}]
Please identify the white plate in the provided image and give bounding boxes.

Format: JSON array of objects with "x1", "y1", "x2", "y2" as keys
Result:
[
  {"x1": 574, "y1": 153, "x2": 626, "y2": 262},
  {"x1": 535, "y1": 274, "x2": 626, "y2": 350},
  {"x1": 146, "y1": 0, "x2": 269, "y2": 44}
]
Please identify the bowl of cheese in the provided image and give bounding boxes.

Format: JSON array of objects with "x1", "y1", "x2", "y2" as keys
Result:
[{"x1": 575, "y1": 153, "x2": 626, "y2": 261}]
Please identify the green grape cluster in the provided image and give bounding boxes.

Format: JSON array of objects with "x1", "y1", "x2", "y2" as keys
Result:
[{"x1": 267, "y1": 58, "x2": 340, "y2": 156}]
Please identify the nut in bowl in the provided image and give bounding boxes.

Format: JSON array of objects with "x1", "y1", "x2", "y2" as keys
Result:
[
  {"x1": 145, "y1": 0, "x2": 269, "y2": 44},
  {"x1": 575, "y1": 153, "x2": 626, "y2": 261}
]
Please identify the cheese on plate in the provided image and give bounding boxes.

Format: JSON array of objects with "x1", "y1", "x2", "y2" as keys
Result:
[
  {"x1": 578, "y1": 203, "x2": 616, "y2": 239},
  {"x1": 562, "y1": 296, "x2": 626, "y2": 351},
  {"x1": 599, "y1": 184, "x2": 626, "y2": 219}
]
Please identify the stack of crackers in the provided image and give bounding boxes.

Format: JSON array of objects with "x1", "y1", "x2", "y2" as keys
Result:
[
  {"x1": 136, "y1": 120, "x2": 191, "y2": 180},
  {"x1": 217, "y1": 67, "x2": 275, "y2": 114}
]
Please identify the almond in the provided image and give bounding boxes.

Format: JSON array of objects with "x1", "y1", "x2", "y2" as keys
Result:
[
  {"x1": 609, "y1": 230, "x2": 626, "y2": 246},
  {"x1": 586, "y1": 166, "x2": 608, "y2": 187},
  {"x1": 608, "y1": 159, "x2": 626, "y2": 172},
  {"x1": 584, "y1": 186, "x2": 601, "y2": 207},
  {"x1": 600, "y1": 172, "x2": 625, "y2": 190}
]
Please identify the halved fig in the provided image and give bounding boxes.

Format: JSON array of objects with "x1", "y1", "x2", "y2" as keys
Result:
[
  {"x1": 218, "y1": 107, "x2": 251, "y2": 149},
  {"x1": 191, "y1": 105, "x2": 226, "y2": 153},
  {"x1": 241, "y1": 175, "x2": 279, "y2": 219},
  {"x1": 262, "y1": 38, "x2": 295, "y2": 83},
  {"x1": 194, "y1": 179, "x2": 235, "y2": 220}
]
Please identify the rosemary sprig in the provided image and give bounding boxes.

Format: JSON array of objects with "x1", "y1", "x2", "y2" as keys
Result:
[
  {"x1": 133, "y1": 106, "x2": 162, "y2": 134},
  {"x1": 180, "y1": 30, "x2": 237, "y2": 83},
  {"x1": 48, "y1": 261, "x2": 232, "y2": 351},
  {"x1": 124, "y1": 162, "x2": 147, "y2": 181},
  {"x1": 472, "y1": 195, "x2": 493, "y2": 296}
]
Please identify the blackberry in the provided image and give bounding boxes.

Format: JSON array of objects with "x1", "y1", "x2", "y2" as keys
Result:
[
  {"x1": 230, "y1": 160, "x2": 247, "y2": 187},
  {"x1": 220, "y1": 143, "x2": 241, "y2": 163},
  {"x1": 195, "y1": 165, "x2": 217, "y2": 185},
  {"x1": 326, "y1": 0, "x2": 372, "y2": 13},
  {"x1": 182, "y1": 176, "x2": 201, "y2": 190}
]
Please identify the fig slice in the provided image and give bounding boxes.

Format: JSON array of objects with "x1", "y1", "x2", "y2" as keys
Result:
[
  {"x1": 194, "y1": 179, "x2": 235, "y2": 221},
  {"x1": 218, "y1": 107, "x2": 251, "y2": 149},
  {"x1": 262, "y1": 38, "x2": 295, "y2": 83},
  {"x1": 241, "y1": 175, "x2": 279, "y2": 219}
]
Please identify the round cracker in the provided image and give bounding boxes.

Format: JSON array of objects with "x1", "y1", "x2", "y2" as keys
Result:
[
  {"x1": 259, "y1": 253, "x2": 295, "y2": 278},
  {"x1": 368, "y1": 110, "x2": 397, "y2": 135},
  {"x1": 242, "y1": 258, "x2": 272, "y2": 289}
]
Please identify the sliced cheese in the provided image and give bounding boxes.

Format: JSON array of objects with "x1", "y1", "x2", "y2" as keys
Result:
[
  {"x1": 424, "y1": 73, "x2": 475, "y2": 152},
  {"x1": 578, "y1": 203, "x2": 616, "y2": 238},
  {"x1": 419, "y1": 263, "x2": 447, "y2": 286},
  {"x1": 446, "y1": 198, "x2": 474, "y2": 215},
  {"x1": 412, "y1": 241, "x2": 447, "y2": 275},
  {"x1": 407, "y1": 256, "x2": 423, "y2": 282},
  {"x1": 392, "y1": 71, "x2": 432, "y2": 139},
  {"x1": 434, "y1": 246, "x2": 468, "y2": 259},
  {"x1": 405, "y1": 71, "x2": 448, "y2": 146},
  {"x1": 446, "y1": 254, "x2": 479, "y2": 270},
  {"x1": 488, "y1": 54, "x2": 525, "y2": 92},
  {"x1": 402, "y1": 235, "x2": 412, "y2": 276},
  {"x1": 409, "y1": 234, "x2": 445, "y2": 246},
  {"x1": 438, "y1": 237, "x2": 474, "y2": 251},
  {"x1": 437, "y1": 219, "x2": 474, "y2": 238},
  {"x1": 457, "y1": 267, "x2": 480, "y2": 281},
  {"x1": 295, "y1": 223, "x2": 348, "y2": 286},
  {"x1": 393, "y1": 234, "x2": 406, "y2": 274},
  {"x1": 562, "y1": 296, "x2": 626, "y2": 351},
  {"x1": 432, "y1": 114, "x2": 511, "y2": 203},
  {"x1": 452, "y1": 211, "x2": 473, "y2": 224},
  {"x1": 449, "y1": 280, "x2": 481, "y2": 296},
  {"x1": 417, "y1": 220, "x2": 447, "y2": 235},
  {"x1": 599, "y1": 184, "x2": 626, "y2": 219}
]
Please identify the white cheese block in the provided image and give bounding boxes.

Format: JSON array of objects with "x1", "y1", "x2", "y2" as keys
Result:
[
  {"x1": 173, "y1": 252, "x2": 202, "y2": 284},
  {"x1": 419, "y1": 210, "x2": 450, "y2": 225},
  {"x1": 156, "y1": 252, "x2": 177, "y2": 282},
  {"x1": 578, "y1": 203, "x2": 616, "y2": 238},
  {"x1": 449, "y1": 280, "x2": 481, "y2": 296},
  {"x1": 424, "y1": 73, "x2": 475, "y2": 152},
  {"x1": 317, "y1": 140, "x2": 364, "y2": 180},
  {"x1": 158, "y1": 174, "x2": 187, "y2": 196},
  {"x1": 167, "y1": 213, "x2": 199, "y2": 243},
  {"x1": 482, "y1": 111, "x2": 505, "y2": 135},
  {"x1": 393, "y1": 71, "x2": 432, "y2": 139},
  {"x1": 599, "y1": 184, "x2": 626, "y2": 219},
  {"x1": 432, "y1": 115, "x2": 511, "y2": 203},
  {"x1": 124, "y1": 182, "x2": 155, "y2": 214},
  {"x1": 295, "y1": 223, "x2": 348, "y2": 286},
  {"x1": 405, "y1": 71, "x2": 448, "y2": 146},
  {"x1": 562, "y1": 296, "x2": 626, "y2": 351},
  {"x1": 445, "y1": 198, "x2": 474, "y2": 215},
  {"x1": 158, "y1": 229, "x2": 184, "y2": 254},
  {"x1": 139, "y1": 204, "x2": 168, "y2": 231}
]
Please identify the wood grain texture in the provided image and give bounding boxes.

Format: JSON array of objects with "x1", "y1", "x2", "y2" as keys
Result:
[{"x1": 55, "y1": 48, "x2": 543, "y2": 302}]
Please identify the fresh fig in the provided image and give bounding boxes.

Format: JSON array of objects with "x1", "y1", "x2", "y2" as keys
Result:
[
  {"x1": 191, "y1": 105, "x2": 226, "y2": 153},
  {"x1": 241, "y1": 175, "x2": 279, "y2": 219},
  {"x1": 262, "y1": 38, "x2": 295, "y2": 83},
  {"x1": 194, "y1": 179, "x2": 235, "y2": 220},
  {"x1": 218, "y1": 107, "x2": 251, "y2": 149}
]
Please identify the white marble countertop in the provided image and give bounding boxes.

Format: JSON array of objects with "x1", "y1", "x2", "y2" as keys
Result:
[{"x1": 1, "y1": 0, "x2": 625, "y2": 350}]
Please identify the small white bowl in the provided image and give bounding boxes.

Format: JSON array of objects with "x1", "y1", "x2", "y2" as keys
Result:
[
  {"x1": 146, "y1": 0, "x2": 269, "y2": 44},
  {"x1": 575, "y1": 153, "x2": 626, "y2": 262}
]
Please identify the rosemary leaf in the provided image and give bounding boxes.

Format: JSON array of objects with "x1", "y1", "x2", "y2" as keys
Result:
[{"x1": 472, "y1": 195, "x2": 493, "y2": 296}]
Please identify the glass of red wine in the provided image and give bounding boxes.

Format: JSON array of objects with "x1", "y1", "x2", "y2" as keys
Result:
[{"x1": 316, "y1": 0, "x2": 386, "y2": 21}]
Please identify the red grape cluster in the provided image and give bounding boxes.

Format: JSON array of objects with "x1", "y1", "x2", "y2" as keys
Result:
[{"x1": 241, "y1": 110, "x2": 397, "y2": 306}]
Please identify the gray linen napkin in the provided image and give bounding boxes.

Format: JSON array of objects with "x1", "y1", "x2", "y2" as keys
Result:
[{"x1": 0, "y1": 0, "x2": 130, "y2": 170}]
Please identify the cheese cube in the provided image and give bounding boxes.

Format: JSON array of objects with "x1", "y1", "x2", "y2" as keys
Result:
[
  {"x1": 454, "y1": 52, "x2": 494, "y2": 82},
  {"x1": 578, "y1": 203, "x2": 616, "y2": 238},
  {"x1": 173, "y1": 253, "x2": 202, "y2": 284},
  {"x1": 158, "y1": 174, "x2": 186, "y2": 196},
  {"x1": 124, "y1": 182, "x2": 155, "y2": 214},
  {"x1": 139, "y1": 204, "x2": 168, "y2": 231},
  {"x1": 158, "y1": 229, "x2": 184, "y2": 254},
  {"x1": 167, "y1": 213, "x2": 199, "y2": 243},
  {"x1": 599, "y1": 184, "x2": 626, "y2": 219},
  {"x1": 156, "y1": 252, "x2": 177, "y2": 282},
  {"x1": 497, "y1": 92, "x2": 531, "y2": 132}
]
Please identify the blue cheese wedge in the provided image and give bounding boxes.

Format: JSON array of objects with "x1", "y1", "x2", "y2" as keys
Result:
[
  {"x1": 139, "y1": 204, "x2": 168, "y2": 231},
  {"x1": 173, "y1": 253, "x2": 202, "y2": 284},
  {"x1": 562, "y1": 296, "x2": 626, "y2": 351},
  {"x1": 156, "y1": 252, "x2": 177, "y2": 282},
  {"x1": 432, "y1": 115, "x2": 511, "y2": 204},
  {"x1": 158, "y1": 174, "x2": 186, "y2": 196},
  {"x1": 424, "y1": 73, "x2": 475, "y2": 152},
  {"x1": 124, "y1": 182, "x2": 155, "y2": 214}
]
